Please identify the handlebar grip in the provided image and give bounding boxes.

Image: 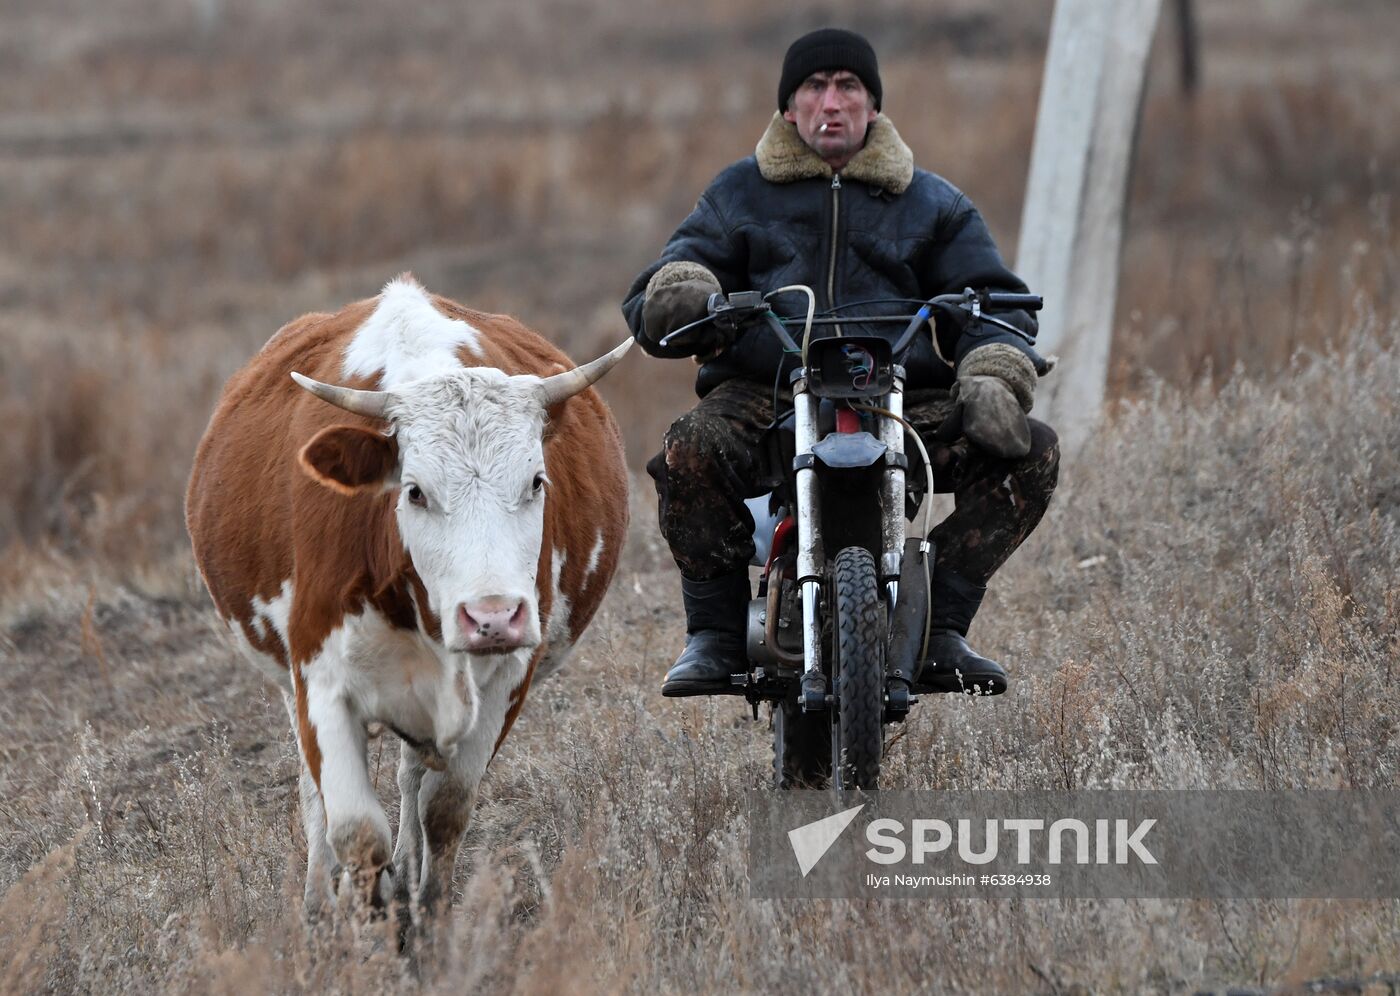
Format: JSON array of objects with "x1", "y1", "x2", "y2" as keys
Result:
[{"x1": 982, "y1": 292, "x2": 1043, "y2": 312}]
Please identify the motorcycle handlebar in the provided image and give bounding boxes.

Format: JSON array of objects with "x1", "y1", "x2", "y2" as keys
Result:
[
  {"x1": 658, "y1": 285, "x2": 1044, "y2": 352},
  {"x1": 982, "y1": 292, "x2": 1043, "y2": 312}
]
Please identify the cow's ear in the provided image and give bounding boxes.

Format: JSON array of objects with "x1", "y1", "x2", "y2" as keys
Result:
[
  {"x1": 543, "y1": 400, "x2": 568, "y2": 441},
  {"x1": 299, "y1": 425, "x2": 399, "y2": 495}
]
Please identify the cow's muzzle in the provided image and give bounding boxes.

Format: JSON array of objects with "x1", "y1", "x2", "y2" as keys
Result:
[{"x1": 455, "y1": 597, "x2": 530, "y2": 653}]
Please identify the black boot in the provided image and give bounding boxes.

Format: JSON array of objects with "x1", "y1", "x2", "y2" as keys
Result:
[
  {"x1": 662, "y1": 571, "x2": 750, "y2": 697},
  {"x1": 913, "y1": 566, "x2": 1008, "y2": 696}
]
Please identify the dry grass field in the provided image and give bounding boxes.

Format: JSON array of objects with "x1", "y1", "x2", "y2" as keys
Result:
[{"x1": 1, "y1": 0, "x2": 1397, "y2": 992}]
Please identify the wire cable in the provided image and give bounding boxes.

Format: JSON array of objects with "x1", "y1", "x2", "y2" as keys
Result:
[
  {"x1": 764, "y1": 285, "x2": 816, "y2": 368},
  {"x1": 763, "y1": 286, "x2": 813, "y2": 415}
]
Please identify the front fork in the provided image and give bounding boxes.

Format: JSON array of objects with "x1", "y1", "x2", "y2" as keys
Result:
[
  {"x1": 878, "y1": 382, "x2": 906, "y2": 593},
  {"x1": 792, "y1": 377, "x2": 906, "y2": 713},
  {"x1": 791, "y1": 376, "x2": 827, "y2": 711},
  {"x1": 877, "y1": 383, "x2": 915, "y2": 717}
]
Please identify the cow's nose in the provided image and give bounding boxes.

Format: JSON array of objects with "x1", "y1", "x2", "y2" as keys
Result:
[{"x1": 456, "y1": 597, "x2": 528, "y2": 650}]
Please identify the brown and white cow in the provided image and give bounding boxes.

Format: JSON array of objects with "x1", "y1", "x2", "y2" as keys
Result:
[{"x1": 186, "y1": 276, "x2": 629, "y2": 916}]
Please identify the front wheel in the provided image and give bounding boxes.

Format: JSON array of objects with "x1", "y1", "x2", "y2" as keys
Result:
[{"x1": 831, "y1": 546, "x2": 885, "y2": 791}]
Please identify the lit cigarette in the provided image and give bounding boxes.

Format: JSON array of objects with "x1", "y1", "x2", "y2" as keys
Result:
[{"x1": 819, "y1": 123, "x2": 830, "y2": 132}]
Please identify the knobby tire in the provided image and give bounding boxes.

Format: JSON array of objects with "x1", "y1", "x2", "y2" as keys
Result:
[{"x1": 832, "y1": 545, "x2": 884, "y2": 791}]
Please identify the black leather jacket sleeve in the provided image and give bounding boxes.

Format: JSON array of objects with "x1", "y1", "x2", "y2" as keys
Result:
[
  {"x1": 621, "y1": 191, "x2": 748, "y2": 359},
  {"x1": 924, "y1": 194, "x2": 1040, "y2": 367}
]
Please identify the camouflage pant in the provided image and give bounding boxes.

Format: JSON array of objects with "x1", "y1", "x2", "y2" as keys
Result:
[{"x1": 646, "y1": 378, "x2": 1060, "y2": 583}]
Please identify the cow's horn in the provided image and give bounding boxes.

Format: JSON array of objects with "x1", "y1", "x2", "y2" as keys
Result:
[
  {"x1": 537, "y1": 338, "x2": 634, "y2": 407},
  {"x1": 291, "y1": 372, "x2": 392, "y2": 419}
]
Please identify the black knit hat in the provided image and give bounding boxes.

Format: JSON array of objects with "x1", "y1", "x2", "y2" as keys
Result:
[{"x1": 777, "y1": 28, "x2": 882, "y2": 112}]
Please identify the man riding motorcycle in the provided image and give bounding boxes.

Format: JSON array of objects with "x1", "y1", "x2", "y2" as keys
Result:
[{"x1": 621, "y1": 28, "x2": 1060, "y2": 698}]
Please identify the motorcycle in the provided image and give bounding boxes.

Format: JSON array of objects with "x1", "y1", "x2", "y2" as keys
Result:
[{"x1": 660, "y1": 285, "x2": 1045, "y2": 793}]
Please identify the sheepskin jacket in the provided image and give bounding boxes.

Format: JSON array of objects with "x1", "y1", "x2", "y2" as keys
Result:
[{"x1": 621, "y1": 112, "x2": 1039, "y2": 397}]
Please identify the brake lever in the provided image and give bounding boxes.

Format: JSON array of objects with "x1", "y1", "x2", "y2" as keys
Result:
[
  {"x1": 967, "y1": 311, "x2": 1039, "y2": 345},
  {"x1": 657, "y1": 313, "x2": 719, "y2": 350}
]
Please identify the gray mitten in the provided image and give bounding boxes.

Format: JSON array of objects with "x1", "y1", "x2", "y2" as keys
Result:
[
  {"x1": 958, "y1": 376, "x2": 1030, "y2": 458},
  {"x1": 642, "y1": 262, "x2": 723, "y2": 355},
  {"x1": 957, "y1": 344, "x2": 1038, "y2": 459}
]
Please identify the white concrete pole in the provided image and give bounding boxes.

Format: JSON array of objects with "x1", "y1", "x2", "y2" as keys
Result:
[{"x1": 1016, "y1": 0, "x2": 1163, "y2": 451}]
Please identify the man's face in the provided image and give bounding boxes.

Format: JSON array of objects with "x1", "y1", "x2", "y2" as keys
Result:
[{"x1": 782, "y1": 70, "x2": 878, "y2": 171}]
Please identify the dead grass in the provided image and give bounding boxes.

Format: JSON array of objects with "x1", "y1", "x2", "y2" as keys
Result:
[
  {"x1": 0, "y1": 316, "x2": 1395, "y2": 993},
  {"x1": 1, "y1": 0, "x2": 1399, "y2": 992}
]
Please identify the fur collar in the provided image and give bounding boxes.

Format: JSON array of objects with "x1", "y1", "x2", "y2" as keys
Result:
[{"x1": 755, "y1": 111, "x2": 914, "y2": 195}]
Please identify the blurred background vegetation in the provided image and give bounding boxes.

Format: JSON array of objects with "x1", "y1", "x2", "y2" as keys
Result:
[{"x1": 1, "y1": 0, "x2": 1395, "y2": 568}]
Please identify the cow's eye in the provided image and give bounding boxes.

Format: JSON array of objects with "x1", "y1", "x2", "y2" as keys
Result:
[
  {"x1": 532, "y1": 472, "x2": 548, "y2": 495},
  {"x1": 406, "y1": 484, "x2": 427, "y2": 508}
]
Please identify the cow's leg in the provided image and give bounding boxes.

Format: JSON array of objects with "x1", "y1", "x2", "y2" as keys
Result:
[
  {"x1": 414, "y1": 767, "x2": 476, "y2": 915},
  {"x1": 392, "y1": 747, "x2": 426, "y2": 904},
  {"x1": 298, "y1": 763, "x2": 340, "y2": 916},
  {"x1": 412, "y1": 654, "x2": 531, "y2": 915},
  {"x1": 303, "y1": 681, "x2": 392, "y2": 911},
  {"x1": 283, "y1": 692, "x2": 338, "y2": 919}
]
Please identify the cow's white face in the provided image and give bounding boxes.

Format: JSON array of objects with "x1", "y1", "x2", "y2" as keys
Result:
[
  {"x1": 387, "y1": 369, "x2": 549, "y2": 653},
  {"x1": 293, "y1": 327, "x2": 630, "y2": 656}
]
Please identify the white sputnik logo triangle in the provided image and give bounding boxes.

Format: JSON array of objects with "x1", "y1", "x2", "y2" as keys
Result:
[{"x1": 788, "y1": 804, "x2": 865, "y2": 877}]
